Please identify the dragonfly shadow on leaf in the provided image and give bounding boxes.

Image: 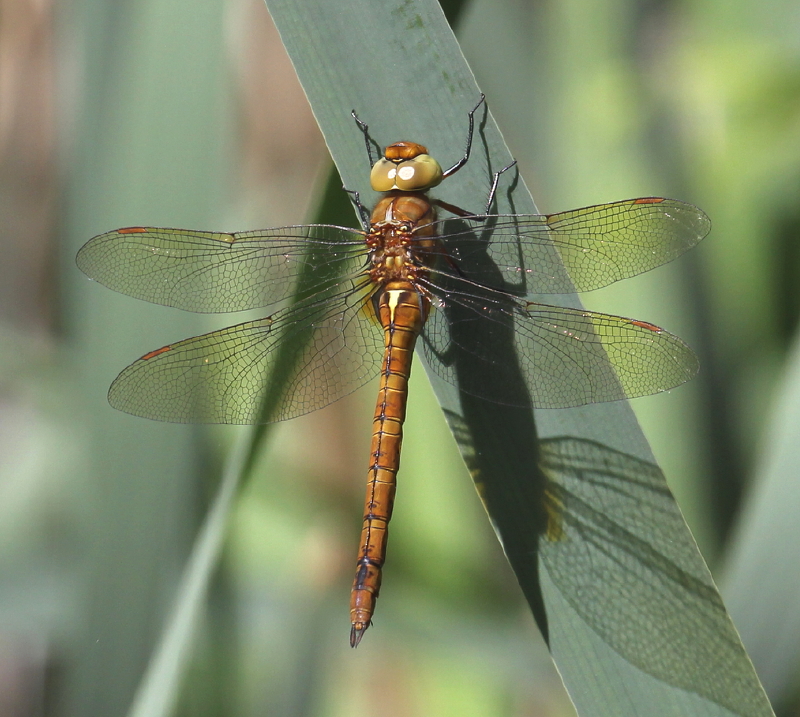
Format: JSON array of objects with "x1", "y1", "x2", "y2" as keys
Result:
[
  {"x1": 421, "y1": 216, "x2": 539, "y2": 408},
  {"x1": 539, "y1": 436, "x2": 766, "y2": 715},
  {"x1": 429, "y1": 215, "x2": 550, "y2": 638},
  {"x1": 427, "y1": 219, "x2": 756, "y2": 712}
]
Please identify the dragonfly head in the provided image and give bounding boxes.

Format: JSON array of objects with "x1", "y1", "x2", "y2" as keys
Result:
[{"x1": 370, "y1": 141, "x2": 444, "y2": 192}]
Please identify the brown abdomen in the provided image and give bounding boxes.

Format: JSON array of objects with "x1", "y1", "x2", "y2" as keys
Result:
[{"x1": 349, "y1": 280, "x2": 429, "y2": 647}]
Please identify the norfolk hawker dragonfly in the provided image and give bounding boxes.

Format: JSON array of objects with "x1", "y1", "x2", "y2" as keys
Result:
[{"x1": 77, "y1": 96, "x2": 709, "y2": 646}]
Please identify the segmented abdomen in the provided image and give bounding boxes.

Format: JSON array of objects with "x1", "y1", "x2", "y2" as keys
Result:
[{"x1": 350, "y1": 280, "x2": 429, "y2": 647}]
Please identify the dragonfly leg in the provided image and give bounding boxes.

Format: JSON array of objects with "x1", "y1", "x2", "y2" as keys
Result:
[
  {"x1": 432, "y1": 159, "x2": 517, "y2": 220},
  {"x1": 482, "y1": 159, "x2": 518, "y2": 215},
  {"x1": 343, "y1": 187, "x2": 372, "y2": 231},
  {"x1": 351, "y1": 109, "x2": 379, "y2": 168},
  {"x1": 441, "y1": 94, "x2": 486, "y2": 179}
]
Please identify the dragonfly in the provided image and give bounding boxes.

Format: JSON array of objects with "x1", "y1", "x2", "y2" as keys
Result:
[{"x1": 76, "y1": 96, "x2": 710, "y2": 646}]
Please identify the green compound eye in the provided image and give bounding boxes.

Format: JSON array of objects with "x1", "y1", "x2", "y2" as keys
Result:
[
  {"x1": 370, "y1": 157, "x2": 399, "y2": 192},
  {"x1": 369, "y1": 154, "x2": 443, "y2": 192},
  {"x1": 393, "y1": 154, "x2": 443, "y2": 191}
]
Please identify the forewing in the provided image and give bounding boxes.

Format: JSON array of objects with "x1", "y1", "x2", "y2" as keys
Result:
[
  {"x1": 108, "y1": 280, "x2": 383, "y2": 423},
  {"x1": 426, "y1": 198, "x2": 709, "y2": 294},
  {"x1": 77, "y1": 225, "x2": 366, "y2": 313}
]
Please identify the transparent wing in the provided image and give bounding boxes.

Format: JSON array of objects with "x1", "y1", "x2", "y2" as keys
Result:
[
  {"x1": 77, "y1": 224, "x2": 366, "y2": 313},
  {"x1": 108, "y1": 279, "x2": 383, "y2": 423},
  {"x1": 420, "y1": 282, "x2": 698, "y2": 409},
  {"x1": 423, "y1": 198, "x2": 710, "y2": 294}
]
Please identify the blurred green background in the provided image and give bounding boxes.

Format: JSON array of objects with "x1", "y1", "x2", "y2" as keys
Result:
[{"x1": 2, "y1": 0, "x2": 800, "y2": 715}]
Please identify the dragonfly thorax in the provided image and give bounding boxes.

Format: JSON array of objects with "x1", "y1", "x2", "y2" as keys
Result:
[
  {"x1": 367, "y1": 235, "x2": 424, "y2": 285},
  {"x1": 367, "y1": 193, "x2": 438, "y2": 286},
  {"x1": 369, "y1": 191, "x2": 436, "y2": 227}
]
